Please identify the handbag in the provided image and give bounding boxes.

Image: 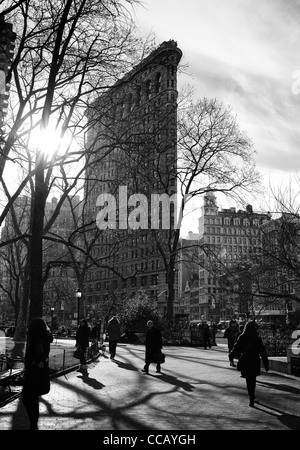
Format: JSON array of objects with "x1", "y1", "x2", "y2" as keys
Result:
[
  {"x1": 159, "y1": 352, "x2": 165, "y2": 364},
  {"x1": 24, "y1": 362, "x2": 50, "y2": 395},
  {"x1": 74, "y1": 347, "x2": 84, "y2": 359},
  {"x1": 153, "y1": 350, "x2": 165, "y2": 364},
  {"x1": 237, "y1": 342, "x2": 251, "y2": 372}
]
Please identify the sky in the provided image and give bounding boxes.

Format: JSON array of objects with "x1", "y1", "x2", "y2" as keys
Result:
[{"x1": 132, "y1": 0, "x2": 300, "y2": 234}]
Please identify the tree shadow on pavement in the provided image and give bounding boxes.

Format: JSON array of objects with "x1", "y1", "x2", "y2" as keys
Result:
[
  {"x1": 253, "y1": 402, "x2": 300, "y2": 430},
  {"x1": 77, "y1": 373, "x2": 105, "y2": 390}
]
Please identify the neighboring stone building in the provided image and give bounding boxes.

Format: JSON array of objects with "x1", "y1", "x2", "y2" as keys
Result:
[
  {"x1": 83, "y1": 41, "x2": 182, "y2": 317},
  {"x1": 177, "y1": 237, "x2": 200, "y2": 318},
  {"x1": 43, "y1": 196, "x2": 82, "y2": 326},
  {"x1": 259, "y1": 213, "x2": 300, "y2": 325},
  {"x1": 0, "y1": 195, "x2": 81, "y2": 327},
  {"x1": 183, "y1": 192, "x2": 271, "y2": 322},
  {"x1": 0, "y1": 196, "x2": 31, "y2": 324}
]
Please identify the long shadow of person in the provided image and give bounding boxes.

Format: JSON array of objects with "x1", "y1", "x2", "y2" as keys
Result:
[
  {"x1": 253, "y1": 402, "x2": 300, "y2": 430},
  {"x1": 257, "y1": 380, "x2": 300, "y2": 395},
  {"x1": 155, "y1": 373, "x2": 194, "y2": 392},
  {"x1": 77, "y1": 373, "x2": 105, "y2": 390},
  {"x1": 8, "y1": 395, "x2": 29, "y2": 430},
  {"x1": 112, "y1": 359, "x2": 139, "y2": 372}
]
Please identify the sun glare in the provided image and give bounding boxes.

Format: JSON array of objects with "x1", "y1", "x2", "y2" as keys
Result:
[{"x1": 29, "y1": 122, "x2": 71, "y2": 159}]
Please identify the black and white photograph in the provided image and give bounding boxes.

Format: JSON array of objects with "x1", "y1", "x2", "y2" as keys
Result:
[{"x1": 0, "y1": 0, "x2": 299, "y2": 434}]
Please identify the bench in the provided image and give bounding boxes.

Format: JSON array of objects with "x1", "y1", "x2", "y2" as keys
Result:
[
  {"x1": 0, "y1": 368, "x2": 24, "y2": 383},
  {"x1": 0, "y1": 355, "x2": 24, "y2": 401},
  {"x1": 87, "y1": 340, "x2": 103, "y2": 360},
  {"x1": 290, "y1": 356, "x2": 300, "y2": 376}
]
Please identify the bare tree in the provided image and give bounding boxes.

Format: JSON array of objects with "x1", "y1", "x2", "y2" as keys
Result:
[
  {"x1": 159, "y1": 96, "x2": 262, "y2": 323},
  {"x1": 0, "y1": 0, "x2": 152, "y2": 323}
]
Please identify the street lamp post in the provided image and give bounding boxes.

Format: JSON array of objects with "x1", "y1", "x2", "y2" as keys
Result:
[
  {"x1": 76, "y1": 289, "x2": 82, "y2": 327},
  {"x1": 50, "y1": 306, "x2": 55, "y2": 331}
]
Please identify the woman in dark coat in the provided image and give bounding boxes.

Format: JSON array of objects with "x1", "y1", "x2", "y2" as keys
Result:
[
  {"x1": 106, "y1": 316, "x2": 121, "y2": 360},
  {"x1": 142, "y1": 320, "x2": 163, "y2": 374},
  {"x1": 22, "y1": 317, "x2": 53, "y2": 430},
  {"x1": 224, "y1": 320, "x2": 239, "y2": 360},
  {"x1": 229, "y1": 320, "x2": 269, "y2": 407},
  {"x1": 76, "y1": 319, "x2": 90, "y2": 372},
  {"x1": 202, "y1": 322, "x2": 211, "y2": 349}
]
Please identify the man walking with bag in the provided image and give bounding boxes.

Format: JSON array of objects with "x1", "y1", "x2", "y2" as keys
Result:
[{"x1": 142, "y1": 320, "x2": 163, "y2": 375}]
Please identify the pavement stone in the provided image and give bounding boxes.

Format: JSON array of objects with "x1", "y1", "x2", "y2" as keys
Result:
[{"x1": 0, "y1": 342, "x2": 299, "y2": 434}]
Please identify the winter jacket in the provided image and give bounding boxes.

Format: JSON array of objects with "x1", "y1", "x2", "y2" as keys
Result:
[
  {"x1": 76, "y1": 323, "x2": 90, "y2": 349},
  {"x1": 145, "y1": 326, "x2": 162, "y2": 358},
  {"x1": 107, "y1": 317, "x2": 121, "y2": 341},
  {"x1": 224, "y1": 326, "x2": 238, "y2": 342},
  {"x1": 229, "y1": 331, "x2": 269, "y2": 377},
  {"x1": 24, "y1": 318, "x2": 53, "y2": 367},
  {"x1": 23, "y1": 318, "x2": 53, "y2": 395}
]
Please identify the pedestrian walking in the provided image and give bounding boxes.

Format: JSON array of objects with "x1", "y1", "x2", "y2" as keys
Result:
[
  {"x1": 142, "y1": 320, "x2": 163, "y2": 374},
  {"x1": 90, "y1": 321, "x2": 101, "y2": 341},
  {"x1": 106, "y1": 316, "x2": 121, "y2": 360},
  {"x1": 229, "y1": 320, "x2": 269, "y2": 407},
  {"x1": 75, "y1": 319, "x2": 90, "y2": 373},
  {"x1": 202, "y1": 322, "x2": 211, "y2": 349},
  {"x1": 210, "y1": 321, "x2": 217, "y2": 346},
  {"x1": 22, "y1": 317, "x2": 53, "y2": 431},
  {"x1": 224, "y1": 319, "x2": 239, "y2": 364}
]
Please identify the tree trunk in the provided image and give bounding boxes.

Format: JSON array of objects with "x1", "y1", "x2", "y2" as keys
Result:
[
  {"x1": 29, "y1": 153, "x2": 47, "y2": 320},
  {"x1": 166, "y1": 262, "x2": 176, "y2": 324},
  {"x1": 14, "y1": 262, "x2": 30, "y2": 341}
]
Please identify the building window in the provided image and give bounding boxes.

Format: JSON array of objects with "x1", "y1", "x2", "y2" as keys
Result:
[
  {"x1": 128, "y1": 93, "x2": 133, "y2": 112},
  {"x1": 155, "y1": 73, "x2": 162, "y2": 93},
  {"x1": 151, "y1": 274, "x2": 158, "y2": 285},
  {"x1": 136, "y1": 85, "x2": 141, "y2": 106},
  {"x1": 120, "y1": 100, "x2": 125, "y2": 118},
  {"x1": 146, "y1": 80, "x2": 152, "y2": 100}
]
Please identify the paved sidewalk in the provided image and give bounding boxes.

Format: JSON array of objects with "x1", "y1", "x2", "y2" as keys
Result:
[{"x1": 0, "y1": 343, "x2": 299, "y2": 431}]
